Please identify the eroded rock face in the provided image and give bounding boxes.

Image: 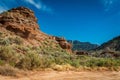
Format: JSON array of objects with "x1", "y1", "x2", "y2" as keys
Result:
[
  {"x1": 52, "y1": 36, "x2": 72, "y2": 52},
  {"x1": 0, "y1": 7, "x2": 39, "y2": 39}
]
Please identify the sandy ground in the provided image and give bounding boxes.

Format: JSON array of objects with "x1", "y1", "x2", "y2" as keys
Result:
[{"x1": 0, "y1": 71, "x2": 120, "y2": 80}]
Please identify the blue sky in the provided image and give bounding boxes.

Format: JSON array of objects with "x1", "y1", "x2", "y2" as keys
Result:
[{"x1": 0, "y1": 0, "x2": 120, "y2": 44}]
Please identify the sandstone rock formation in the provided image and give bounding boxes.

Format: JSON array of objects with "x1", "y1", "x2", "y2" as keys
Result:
[
  {"x1": 0, "y1": 7, "x2": 39, "y2": 39},
  {"x1": 52, "y1": 36, "x2": 72, "y2": 53}
]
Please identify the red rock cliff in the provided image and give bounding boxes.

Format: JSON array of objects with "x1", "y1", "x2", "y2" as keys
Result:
[{"x1": 0, "y1": 7, "x2": 39, "y2": 39}]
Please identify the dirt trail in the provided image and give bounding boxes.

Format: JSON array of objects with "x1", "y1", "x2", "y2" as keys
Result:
[{"x1": 0, "y1": 71, "x2": 120, "y2": 80}]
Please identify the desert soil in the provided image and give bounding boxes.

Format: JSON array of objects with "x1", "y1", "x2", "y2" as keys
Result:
[{"x1": 0, "y1": 71, "x2": 120, "y2": 80}]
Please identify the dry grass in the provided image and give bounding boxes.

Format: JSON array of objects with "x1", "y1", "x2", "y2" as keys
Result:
[
  {"x1": 0, "y1": 65, "x2": 18, "y2": 76},
  {"x1": 51, "y1": 64, "x2": 74, "y2": 71}
]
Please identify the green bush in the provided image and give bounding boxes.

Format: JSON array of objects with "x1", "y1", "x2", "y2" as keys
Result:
[
  {"x1": 0, "y1": 46, "x2": 21, "y2": 66},
  {"x1": 0, "y1": 44, "x2": 120, "y2": 70},
  {"x1": 8, "y1": 37, "x2": 23, "y2": 45},
  {"x1": 0, "y1": 38, "x2": 10, "y2": 46},
  {"x1": 16, "y1": 51, "x2": 41, "y2": 70},
  {"x1": 82, "y1": 58, "x2": 120, "y2": 67},
  {"x1": 14, "y1": 37, "x2": 23, "y2": 45},
  {"x1": 71, "y1": 59, "x2": 80, "y2": 68},
  {"x1": 0, "y1": 46, "x2": 15, "y2": 61},
  {"x1": 0, "y1": 60, "x2": 5, "y2": 66},
  {"x1": 40, "y1": 55, "x2": 55, "y2": 68}
]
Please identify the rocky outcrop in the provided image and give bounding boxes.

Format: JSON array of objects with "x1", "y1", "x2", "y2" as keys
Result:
[
  {"x1": 0, "y1": 7, "x2": 39, "y2": 39},
  {"x1": 52, "y1": 36, "x2": 72, "y2": 53}
]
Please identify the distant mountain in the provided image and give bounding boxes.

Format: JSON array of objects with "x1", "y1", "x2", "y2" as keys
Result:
[
  {"x1": 67, "y1": 40, "x2": 99, "y2": 51},
  {"x1": 96, "y1": 36, "x2": 120, "y2": 51}
]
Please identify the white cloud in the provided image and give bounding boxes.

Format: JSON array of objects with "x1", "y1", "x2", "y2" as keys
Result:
[
  {"x1": 25, "y1": 0, "x2": 41, "y2": 9},
  {"x1": 24, "y1": 0, "x2": 52, "y2": 13}
]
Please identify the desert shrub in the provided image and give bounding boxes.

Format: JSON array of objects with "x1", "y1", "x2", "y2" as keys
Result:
[
  {"x1": 44, "y1": 41, "x2": 48, "y2": 45},
  {"x1": 16, "y1": 51, "x2": 74, "y2": 70},
  {"x1": 0, "y1": 65, "x2": 17, "y2": 76},
  {"x1": 0, "y1": 43, "x2": 120, "y2": 70},
  {"x1": 30, "y1": 46, "x2": 42, "y2": 53},
  {"x1": 14, "y1": 37, "x2": 23, "y2": 45},
  {"x1": 69, "y1": 55, "x2": 90, "y2": 68},
  {"x1": 0, "y1": 60, "x2": 5, "y2": 65},
  {"x1": 0, "y1": 46, "x2": 15, "y2": 61},
  {"x1": 15, "y1": 45, "x2": 31, "y2": 53},
  {"x1": 52, "y1": 64, "x2": 73, "y2": 71},
  {"x1": 70, "y1": 59, "x2": 80, "y2": 68},
  {"x1": 0, "y1": 38, "x2": 10, "y2": 45},
  {"x1": 39, "y1": 55, "x2": 55, "y2": 68},
  {"x1": 0, "y1": 46, "x2": 21, "y2": 66},
  {"x1": 51, "y1": 52, "x2": 71, "y2": 65},
  {"x1": 16, "y1": 51, "x2": 41, "y2": 70},
  {"x1": 83, "y1": 58, "x2": 120, "y2": 68},
  {"x1": 0, "y1": 32, "x2": 3, "y2": 36},
  {"x1": 9, "y1": 37, "x2": 23, "y2": 45}
]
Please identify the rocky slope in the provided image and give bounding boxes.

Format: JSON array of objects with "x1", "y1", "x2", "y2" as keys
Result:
[
  {"x1": 0, "y1": 7, "x2": 72, "y2": 54},
  {"x1": 93, "y1": 36, "x2": 120, "y2": 58},
  {"x1": 96, "y1": 36, "x2": 120, "y2": 51}
]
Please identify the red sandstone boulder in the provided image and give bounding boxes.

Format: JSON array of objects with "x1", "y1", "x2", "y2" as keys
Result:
[{"x1": 52, "y1": 36, "x2": 72, "y2": 52}]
